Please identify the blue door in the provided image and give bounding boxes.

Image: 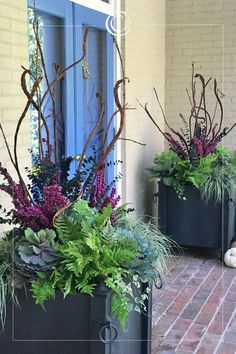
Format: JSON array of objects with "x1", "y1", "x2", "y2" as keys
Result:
[
  {"x1": 27, "y1": 0, "x2": 115, "y2": 181},
  {"x1": 73, "y1": 4, "x2": 114, "y2": 182}
]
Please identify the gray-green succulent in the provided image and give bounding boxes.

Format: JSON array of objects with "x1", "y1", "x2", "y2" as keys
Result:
[{"x1": 15, "y1": 228, "x2": 60, "y2": 277}]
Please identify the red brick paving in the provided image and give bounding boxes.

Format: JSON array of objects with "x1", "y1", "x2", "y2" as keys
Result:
[{"x1": 152, "y1": 253, "x2": 236, "y2": 353}]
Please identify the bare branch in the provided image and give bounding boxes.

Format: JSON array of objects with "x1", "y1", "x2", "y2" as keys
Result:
[
  {"x1": 119, "y1": 137, "x2": 146, "y2": 146},
  {"x1": 12, "y1": 74, "x2": 42, "y2": 201},
  {"x1": 76, "y1": 92, "x2": 105, "y2": 175},
  {"x1": 137, "y1": 99, "x2": 166, "y2": 138},
  {"x1": 38, "y1": 29, "x2": 89, "y2": 157},
  {"x1": 0, "y1": 124, "x2": 16, "y2": 171},
  {"x1": 153, "y1": 87, "x2": 173, "y2": 133},
  {"x1": 101, "y1": 109, "x2": 119, "y2": 151},
  {"x1": 203, "y1": 79, "x2": 224, "y2": 152},
  {"x1": 213, "y1": 79, "x2": 224, "y2": 137},
  {"x1": 21, "y1": 66, "x2": 51, "y2": 154},
  {"x1": 195, "y1": 73, "x2": 212, "y2": 136}
]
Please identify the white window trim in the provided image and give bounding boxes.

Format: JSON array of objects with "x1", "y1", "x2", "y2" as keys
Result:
[
  {"x1": 113, "y1": 0, "x2": 122, "y2": 199},
  {"x1": 70, "y1": 0, "x2": 114, "y2": 15}
]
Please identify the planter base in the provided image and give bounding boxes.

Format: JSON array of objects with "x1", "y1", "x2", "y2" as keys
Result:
[
  {"x1": 1, "y1": 284, "x2": 152, "y2": 354},
  {"x1": 157, "y1": 183, "x2": 235, "y2": 253}
]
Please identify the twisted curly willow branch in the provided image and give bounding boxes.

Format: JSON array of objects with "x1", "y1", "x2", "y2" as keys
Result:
[
  {"x1": 139, "y1": 62, "x2": 236, "y2": 157},
  {"x1": 0, "y1": 23, "x2": 131, "y2": 225},
  {"x1": 0, "y1": 28, "x2": 89, "y2": 204},
  {"x1": 53, "y1": 36, "x2": 129, "y2": 223}
]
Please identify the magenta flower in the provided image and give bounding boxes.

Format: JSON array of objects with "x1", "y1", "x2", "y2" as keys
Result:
[
  {"x1": 164, "y1": 132, "x2": 187, "y2": 157},
  {"x1": 89, "y1": 165, "x2": 120, "y2": 223},
  {"x1": 191, "y1": 136, "x2": 204, "y2": 157},
  {"x1": 0, "y1": 163, "x2": 69, "y2": 230},
  {"x1": 17, "y1": 184, "x2": 68, "y2": 231}
]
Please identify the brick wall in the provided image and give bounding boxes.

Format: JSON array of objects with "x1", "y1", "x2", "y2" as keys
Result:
[
  {"x1": 166, "y1": 0, "x2": 236, "y2": 151},
  {"x1": 0, "y1": 0, "x2": 29, "y2": 232},
  {"x1": 122, "y1": 0, "x2": 166, "y2": 216}
]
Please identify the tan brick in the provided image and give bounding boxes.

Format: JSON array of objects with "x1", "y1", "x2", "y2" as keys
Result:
[
  {"x1": 0, "y1": 16, "x2": 11, "y2": 29},
  {"x1": 0, "y1": 42, "x2": 12, "y2": 56},
  {"x1": 166, "y1": 0, "x2": 236, "y2": 152},
  {"x1": 123, "y1": 0, "x2": 165, "y2": 211},
  {"x1": 0, "y1": 1, "x2": 30, "y2": 222},
  {"x1": 0, "y1": 96, "x2": 12, "y2": 106}
]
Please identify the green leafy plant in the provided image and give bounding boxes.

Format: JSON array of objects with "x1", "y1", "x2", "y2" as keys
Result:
[
  {"x1": 148, "y1": 146, "x2": 236, "y2": 202},
  {"x1": 30, "y1": 200, "x2": 171, "y2": 329},
  {"x1": 105, "y1": 216, "x2": 172, "y2": 280},
  {"x1": 148, "y1": 151, "x2": 191, "y2": 198}
]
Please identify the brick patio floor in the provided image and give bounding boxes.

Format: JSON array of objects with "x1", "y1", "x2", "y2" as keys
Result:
[{"x1": 152, "y1": 252, "x2": 236, "y2": 354}]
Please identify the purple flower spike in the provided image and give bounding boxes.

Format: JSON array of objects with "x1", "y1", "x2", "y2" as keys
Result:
[{"x1": 89, "y1": 165, "x2": 121, "y2": 223}]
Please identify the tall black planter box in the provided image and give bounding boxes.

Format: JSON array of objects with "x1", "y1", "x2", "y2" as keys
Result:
[
  {"x1": 157, "y1": 183, "x2": 236, "y2": 252},
  {"x1": 1, "y1": 282, "x2": 152, "y2": 354}
]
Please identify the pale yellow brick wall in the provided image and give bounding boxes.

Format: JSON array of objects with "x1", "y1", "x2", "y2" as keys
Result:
[
  {"x1": 122, "y1": 0, "x2": 166, "y2": 216},
  {"x1": 166, "y1": 0, "x2": 236, "y2": 151},
  {"x1": 0, "y1": 0, "x2": 30, "y2": 231}
]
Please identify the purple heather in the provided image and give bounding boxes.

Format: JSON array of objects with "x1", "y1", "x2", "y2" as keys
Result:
[
  {"x1": 191, "y1": 136, "x2": 204, "y2": 157},
  {"x1": 164, "y1": 132, "x2": 186, "y2": 157},
  {"x1": 89, "y1": 165, "x2": 121, "y2": 222},
  {"x1": 0, "y1": 163, "x2": 69, "y2": 230}
]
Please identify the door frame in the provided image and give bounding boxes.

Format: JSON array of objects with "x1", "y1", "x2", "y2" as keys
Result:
[
  {"x1": 27, "y1": 0, "x2": 118, "y2": 185},
  {"x1": 70, "y1": 0, "x2": 114, "y2": 15}
]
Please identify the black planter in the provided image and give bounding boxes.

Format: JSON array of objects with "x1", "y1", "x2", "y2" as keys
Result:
[
  {"x1": 156, "y1": 183, "x2": 236, "y2": 252},
  {"x1": 1, "y1": 282, "x2": 152, "y2": 354}
]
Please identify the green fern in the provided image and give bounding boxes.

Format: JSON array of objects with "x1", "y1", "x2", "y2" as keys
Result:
[
  {"x1": 148, "y1": 146, "x2": 236, "y2": 202},
  {"x1": 55, "y1": 212, "x2": 82, "y2": 242},
  {"x1": 147, "y1": 150, "x2": 179, "y2": 180},
  {"x1": 94, "y1": 204, "x2": 112, "y2": 227},
  {"x1": 31, "y1": 200, "x2": 172, "y2": 329},
  {"x1": 63, "y1": 275, "x2": 73, "y2": 297},
  {"x1": 111, "y1": 242, "x2": 139, "y2": 265},
  {"x1": 31, "y1": 277, "x2": 55, "y2": 306}
]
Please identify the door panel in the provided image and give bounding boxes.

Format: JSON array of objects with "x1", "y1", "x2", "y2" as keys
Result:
[
  {"x1": 28, "y1": 0, "x2": 75, "y2": 162},
  {"x1": 73, "y1": 4, "x2": 114, "y2": 182},
  {"x1": 83, "y1": 27, "x2": 106, "y2": 157},
  {"x1": 28, "y1": 0, "x2": 115, "y2": 181}
]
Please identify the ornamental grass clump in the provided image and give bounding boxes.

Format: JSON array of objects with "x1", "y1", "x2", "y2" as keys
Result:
[{"x1": 141, "y1": 64, "x2": 236, "y2": 201}]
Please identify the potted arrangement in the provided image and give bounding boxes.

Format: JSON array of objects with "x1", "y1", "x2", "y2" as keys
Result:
[
  {"x1": 0, "y1": 18, "x2": 171, "y2": 354},
  {"x1": 140, "y1": 64, "x2": 236, "y2": 252}
]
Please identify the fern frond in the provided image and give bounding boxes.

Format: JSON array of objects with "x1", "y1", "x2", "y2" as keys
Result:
[
  {"x1": 113, "y1": 241, "x2": 139, "y2": 262},
  {"x1": 55, "y1": 212, "x2": 82, "y2": 241},
  {"x1": 63, "y1": 275, "x2": 73, "y2": 297},
  {"x1": 94, "y1": 203, "x2": 112, "y2": 227}
]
